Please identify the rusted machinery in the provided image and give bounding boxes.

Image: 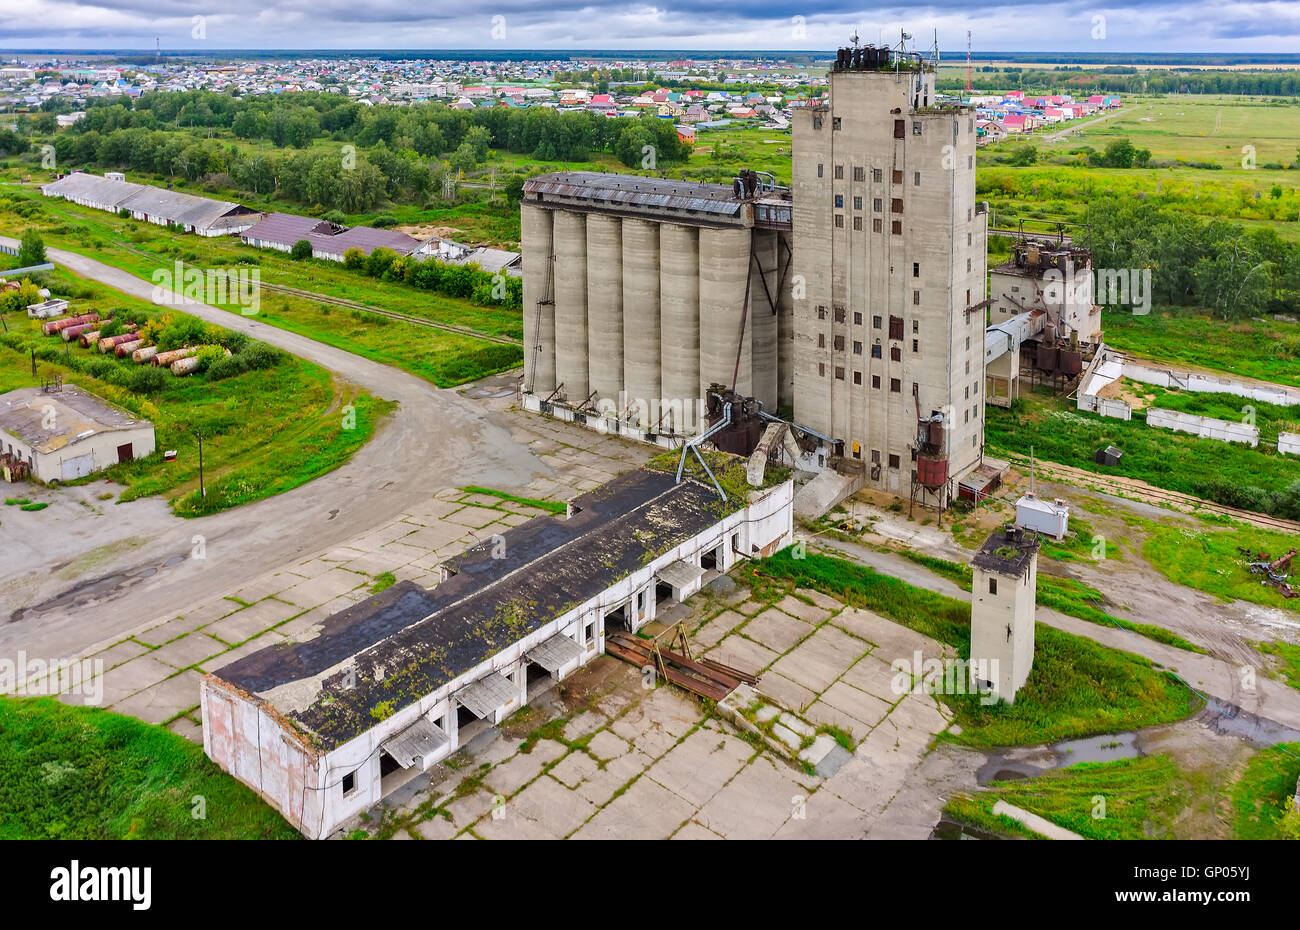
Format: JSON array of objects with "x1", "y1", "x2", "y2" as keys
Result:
[
  {"x1": 604, "y1": 629, "x2": 758, "y2": 702},
  {"x1": 910, "y1": 387, "x2": 950, "y2": 517},
  {"x1": 1240, "y1": 546, "x2": 1299, "y2": 599}
]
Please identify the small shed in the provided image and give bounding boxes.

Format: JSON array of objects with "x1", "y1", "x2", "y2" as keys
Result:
[
  {"x1": 1094, "y1": 445, "x2": 1123, "y2": 467},
  {"x1": 1015, "y1": 494, "x2": 1069, "y2": 541},
  {"x1": 26, "y1": 298, "x2": 69, "y2": 319}
]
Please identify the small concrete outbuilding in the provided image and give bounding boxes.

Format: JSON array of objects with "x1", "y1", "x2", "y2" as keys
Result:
[
  {"x1": 0, "y1": 385, "x2": 155, "y2": 482},
  {"x1": 969, "y1": 526, "x2": 1041, "y2": 705}
]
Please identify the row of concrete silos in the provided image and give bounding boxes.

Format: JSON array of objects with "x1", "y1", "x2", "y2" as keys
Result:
[{"x1": 523, "y1": 204, "x2": 788, "y2": 433}]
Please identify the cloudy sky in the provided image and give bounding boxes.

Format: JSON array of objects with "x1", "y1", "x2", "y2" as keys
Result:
[{"x1": 1, "y1": 0, "x2": 1297, "y2": 53}]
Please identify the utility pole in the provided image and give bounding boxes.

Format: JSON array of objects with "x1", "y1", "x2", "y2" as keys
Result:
[
  {"x1": 966, "y1": 31, "x2": 973, "y2": 93},
  {"x1": 196, "y1": 425, "x2": 206, "y2": 498}
]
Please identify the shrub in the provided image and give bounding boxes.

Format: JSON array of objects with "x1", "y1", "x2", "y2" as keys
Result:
[
  {"x1": 370, "y1": 214, "x2": 398, "y2": 228},
  {"x1": 83, "y1": 358, "x2": 117, "y2": 380},
  {"x1": 322, "y1": 210, "x2": 346, "y2": 224},
  {"x1": 195, "y1": 344, "x2": 227, "y2": 373},
  {"x1": 127, "y1": 366, "x2": 167, "y2": 394},
  {"x1": 342, "y1": 247, "x2": 366, "y2": 270},
  {"x1": 290, "y1": 238, "x2": 313, "y2": 260}
]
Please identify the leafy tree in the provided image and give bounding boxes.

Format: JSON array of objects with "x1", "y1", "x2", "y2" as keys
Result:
[
  {"x1": 17, "y1": 229, "x2": 46, "y2": 266},
  {"x1": 1101, "y1": 138, "x2": 1136, "y2": 168},
  {"x1": 1007, "y1": 144, "x2": 1038, "y2": 167}
]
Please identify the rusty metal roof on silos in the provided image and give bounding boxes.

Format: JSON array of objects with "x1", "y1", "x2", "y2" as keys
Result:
[{"x1": 523, "y1": 171, "x2": 743, "y2": 217}]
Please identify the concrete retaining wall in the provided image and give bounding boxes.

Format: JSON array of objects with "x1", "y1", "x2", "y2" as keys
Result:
[
  {"x1": 1280, "y1": 432, "x2": 1300, "y2": 457},
  {"x1": 1146, "y1": 407, "x2": 1259, "y2": 447},
  {"x1": 1076, "y1": 393, "x2": 1132, "y2": 421},
  {"x1": 1123, "y1": 359, "x2": 1300, "y2": 407}
]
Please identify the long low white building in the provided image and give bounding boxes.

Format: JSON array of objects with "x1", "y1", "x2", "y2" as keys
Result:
[
  {"x1": 40, "y1": 172, "x2": 262, "y2": 236},
  {"x1": 201, "y1": 461, "x2": 794, "y2": 839},
  {"x1": 0, "y1": 385, "x2": 156, "y2": 482}
]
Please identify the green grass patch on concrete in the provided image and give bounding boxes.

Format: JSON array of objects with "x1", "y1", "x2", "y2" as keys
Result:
[
  {"x1": 945, "y1": 755, "x2": 1189, "y2": 840},
  {"x1": 1231, "y1": 742, "x2": 1300, "y2": 840},
  {"x1": 755, "y1": 549, "x2": 1199, "y2": 748},
  {"x1": 0, "y1": 696, "x2": 298, "y2": 839},
  {"x1": 1255, "y1": 641, "x2": 1300, "y2": 691},
  {"x1": 462, "y1": 486, "x2": 567, "y2": 514},
  {"x1": 369, "y1": 571, "x2": 397, "y2": 594}
]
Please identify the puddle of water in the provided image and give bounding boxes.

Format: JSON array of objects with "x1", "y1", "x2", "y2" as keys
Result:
[
  {"x1": 1053, "y1": 731, "x2": 1141, "y2": 765},
  {"x1": 1203, "y1": 699, "x2": 1300, "y2": 746},
  {"x1": 930, "y1": 816, "x2": 1007, "y2": 841}
]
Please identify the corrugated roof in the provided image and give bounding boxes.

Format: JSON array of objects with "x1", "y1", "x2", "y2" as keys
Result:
[
  {"x1": 525, "y1": 633, "x2": 584, "y2": 674},
  {"x1": 380, "y1": 718, "x2": 450, "y2": 769},
  {"x1": 523, "y1": 170, "x2": 742, "y2": 217},
  {"x1": 242, "y1": 212, "x2": 337, "y2": 246},
  {"x1": 41, "y1": 173, "x2": 144, "y2": 205},
  {"x1": 310, "y1": 226, "x2": 423, "y2": 257},
  {"x1": 117, "y1": 186, "x2": 250, "y2": 230},
  {"x1": 453, "y1": 672, "x2": 518, "y2": 718}
]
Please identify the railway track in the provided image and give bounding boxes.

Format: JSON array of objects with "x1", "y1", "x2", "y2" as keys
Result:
[
  {"x1": 258, "y1": 283, "x2": 523, "y2": 348},
  {"x1": 1005, "y1": 453, "x2": 1300, "y2": 534}
]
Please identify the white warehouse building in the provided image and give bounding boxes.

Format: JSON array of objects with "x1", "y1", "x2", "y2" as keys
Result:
[
  {"x1": 0, "y1": 385, "x2": 156, "y2": 483},
  {"x1": 201, "y1": 462, "x2": 794, "y2": 839}
]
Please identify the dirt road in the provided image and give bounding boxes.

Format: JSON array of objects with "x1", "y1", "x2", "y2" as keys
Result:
[{"x1": 0, "y1": 239, "x2": 545, "y2": 659}]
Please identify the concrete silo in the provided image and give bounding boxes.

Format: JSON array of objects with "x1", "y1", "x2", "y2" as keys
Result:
[
  {"x1": 749, "y1": 228, "x2": 779, "y2": 411},
  {"x1": 699, "y1": 226, "x2": 752, "y2": 403},
  {"x1": 551, "y1": 210, "x2": 589, "y2": 403},
  {"x1": 659, "y1": 223, "x2": 701, "y2": 435},
  {"x1": 520, "y1": 203, "x2": 556, "y2": 395},
  {"x1": 586, "y1": 213, "x2": 624, "y2": 409},
  {"x1": 621, "y1": 218, "x2": 661, "y2": 430}
]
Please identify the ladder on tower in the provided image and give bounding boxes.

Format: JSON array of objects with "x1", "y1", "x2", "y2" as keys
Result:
[{"x1": 527, "y1": 248, "x2": 555, "y2": 395}]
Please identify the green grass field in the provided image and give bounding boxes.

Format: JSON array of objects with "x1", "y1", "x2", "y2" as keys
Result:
[
  {"x1": 0, "y1": 268, "x2": 387, "y2": 515},
  {"x1": 945, "y1": 755, "x2": 1189, "y2": 840},
  {"x1": 1104, "y1": 312, "x2": 1300, "y2": 388},
  {"x1": 984, "y1": 388, "x2": 1300, "y2": 519},
  {"x1": 0, "y1": 696, "x2": 298, "y2": 839},
  {"x1": 1230, "y1": 742, "x2": 1300, "y2": 839}
]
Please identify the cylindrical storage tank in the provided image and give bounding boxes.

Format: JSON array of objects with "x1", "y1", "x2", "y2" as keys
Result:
[
  {"x1": 929, "y1": 418, "x2": 946, "y2": 452},
  {"x1": 171, "y1": 356, "x2": 200, "y2": 376},
  {"x1": 115, "y1": 339, "x2": 145, "y2": 358},
  {"x1": 520, "y1": 203, "x2": 556, "y2": 396},
  {"x1": 621, "y1": 218, "x2": 661, "y2": 430},
  {"x1": 77, "y1": 330, "x2": 101, "y2": 348},
  {"x1": 62, "y1": 319, "x2": 108, "y2": 342},
  {"x1": 132, "y1": 345, "x2": 158, "y2": 364},
  {"x1": 585, "y1": 213, "x2": 623, "y2": 409},
  {"x1": 153, "y1": 347, "x2": 196, "y2": 367},
  {"x1": 551, "y1": 210, "x2": 590, "y2": 404},
  {"x1": 917, "y1": 455, "x2": 949, "y2": 490},
  {"x1": 43, "y1": 313, "x2": 98, "y2": 336},
  {"x1": 699, "y1": 227, "x2": 752, "y2": 402},
  {"x1": 1059, "y1": 350, "x2": 1083, "y2": 375},
  {"x1": 99, "y1": 332, "x2": 139, "y2": 353},
  {"x1": 659, "y1": 224, "x2": 700, "y2": 435},
  {"x1": 749, "y1": 228, "x2": 778, "y2": 410},
  {"x1": 1036, "y1": 345, "x2": 1059, "y2": 371}
]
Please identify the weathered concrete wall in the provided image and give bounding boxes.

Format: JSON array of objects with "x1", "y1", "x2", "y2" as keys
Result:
[
  {"x1": 1146, "y1": 407, "x2": 1259, "y2": 446},
  {"x1": 1124, "y1": 359, "x2": 1300, "y2": 407},
  {"x1": 1076, "y1": 392, "x2": 1132, "y2": 421},
  {"x1": 1278, "y1": 432, "x2": 1300, "y2": 457}
]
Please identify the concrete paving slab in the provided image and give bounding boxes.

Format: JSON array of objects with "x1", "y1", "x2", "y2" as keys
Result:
[
  {"x1": 820, "y1": 679, "x2": 894, "y2": 728},
  {"x1": 203, "y1": 597, "x2": 302, "y2": 645},
  {"x1": 645, "y1": 727, "x2": 752, "y2": 807},
  {"x1": 572, "y1": 775, "x2": 695, "y2": 841},
  {"x1": 586, "y1": 729, "x2": 630, "y2": 761},
  {"x1": 769, "y1": 625, "x2": 867, "y2": 693},
  {"x1": 478, "y1": 772, "x2": 598, "y2": 840},
  {"x1": 86, "y1": 638, "x2": 152, "y2": 670},
  {"x1": 771, "y1": 787, "x2": 873, "y2": 839},
  {"x1": 693, "y1": 756, "x2": 805, "y2": 840},
  {"x1": 275, "y1": 568, "x2": 369, "y2": 611},
  {"x1": 775, "y1": 594, "x2": 833, "y2": 625},
  {"x1": 110, "y1": 669, "x2": 203, "y2": 726},
  {"x1": 167, "y1": 714, "x2": 204, "y2": 744},
  {"x1": 549, "y1": 750, "x2": 601, "y2": 788},
  {"x1": 573, "y1": 750, "x2": 651, "y2": 808},
  {"x1": 443, "y1": 787, "x2": 500, "y2": 830},
  {"x1": 704, "y1": 636, "x2": 779, "y2": 678},
  {"x1": 134, "y1": 603, "x2": 231, "y2": 645},
  {"x1": 150, "y1": 632, "x2": 227, "y2": 670},
  {"x1": 741, "y1": 607, "x2": 815, "y2": 654},
  {"x1": 199, "y1": 629, "x2": 287, "y2": 674},
  {"x1": 804, "y1": 699, "x2": 875, "y2": 743},
  {"x1": 796, "y1": 588, "x2": 844, "y2": 612},
  {"x1": 414, "y1": 814, "x2": 458, "y2": 840},
  {"x1": 483, "y1": 739, "x2": 567, "y2": 797},
  {"x1": 691, "y1": 609, "x2": 747, "y2": 648},
  {"x1": 671, "y1": 820, "x2": 725, "y2": 840},
  {"x1": 562, "y1": 710, "x2": 608, "y2": 743},
  {"x1": 841, "y1": 653, "x2": 906, "y2": 703},
  {"x1": 757, "y1": 673, "x2": 817, "y2": 713}
]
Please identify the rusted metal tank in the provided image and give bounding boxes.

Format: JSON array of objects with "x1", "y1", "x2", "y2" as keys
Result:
[
  {"x1": 115, "y1": 339, "x2": 145, "y2": 358},
  {"x1": 61, "y1": 319, "x2": 109, "y2": 341},
  {"x1": 42, "y1": 313, "x2": 98, "y2": 336},
  {"x1": 132, "y1": 345, "x2": 158, "y2": 364},
  {"x1": 77, "y1": 330, "x2": 102, "y2": 348},
  {"x1": 1059, "y1": 350, "x2": 1083, "y2": 375},
  {"x1": 152, "y1": 347, "x2": 196, "y2": 367},
  {"x1": 98, "y1": 332, "x2": 140, "y2": 353},
  {"x1": 1036, "y1": 345, "x2": 1059, "y2": 371},
  {"x1": 171, "y1": 356, "x2": 200, "y2": 376},
  {"x1": 916, "y1": 454, "x2": 949, "y2": 490}
]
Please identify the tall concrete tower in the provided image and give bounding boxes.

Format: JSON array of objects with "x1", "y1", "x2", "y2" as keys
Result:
[
  {"x1": 969, "y1": 525, "x2": 1041, "y2": 704},
  {"x1": 792, "y1": 42, "x2": 989, "y2": 498}
]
